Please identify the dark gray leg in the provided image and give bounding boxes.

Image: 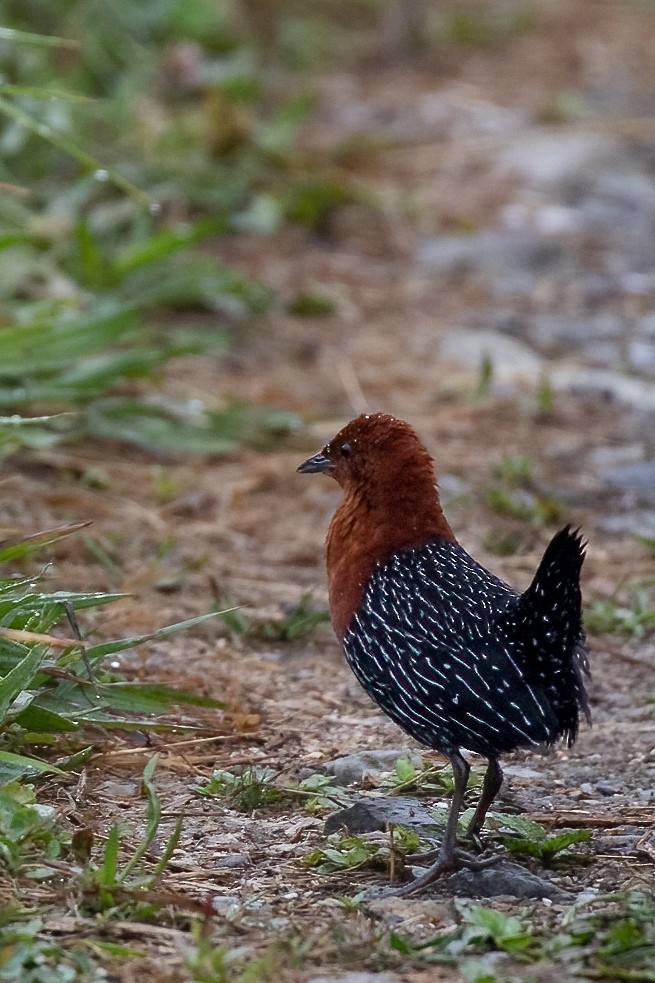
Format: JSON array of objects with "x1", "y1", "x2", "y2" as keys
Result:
[
  {"x1": 391, "y1": 751, "x2": 470, "y2": 896},
  {"x1": 465, "y1": 756, "x2": 503, "y2": 841}
]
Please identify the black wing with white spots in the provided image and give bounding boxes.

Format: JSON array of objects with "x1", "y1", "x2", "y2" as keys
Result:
[{"x1": 342, "y1": 531, "x2": 586, "y2": 758}]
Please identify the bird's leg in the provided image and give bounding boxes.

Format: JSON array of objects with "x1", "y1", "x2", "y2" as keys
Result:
[
  {"x1": 408, "y1": 755, "x2": 503, "y2": 863},
  {"x1": 390, "y1": 752, "x2": 470, "y2": 896},
  {"x1": 464, "y1": 756, "x2": 503, "y2": 846}
]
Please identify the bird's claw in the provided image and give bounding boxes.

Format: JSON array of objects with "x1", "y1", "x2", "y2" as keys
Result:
[
  {"x1": 453, "y1": 846, "x2": 503, "y2": 870},
  {"x1": 381, "y1": 845, "x2": 504, "y2": 897}
]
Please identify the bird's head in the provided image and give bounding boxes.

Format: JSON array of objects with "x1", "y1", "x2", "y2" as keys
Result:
[{"x1": 297, "y1": 412, "x2": 437, "y2": 494}]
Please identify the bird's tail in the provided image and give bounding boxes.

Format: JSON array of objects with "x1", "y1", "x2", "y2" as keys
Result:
[{"x1": 516, "y1": 525, "x2": 591, "y2": 743}]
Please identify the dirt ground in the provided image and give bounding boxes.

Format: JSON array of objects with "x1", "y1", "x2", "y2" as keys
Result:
[{"x1": 4, "y1": 3, "x2": 655, "y2": 981}]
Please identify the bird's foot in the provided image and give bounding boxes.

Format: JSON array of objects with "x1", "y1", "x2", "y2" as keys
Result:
[
  {"x1": 383, "y1": 845, "x2": 504, "y2": 897},
  {"x1": 407, "y1": 831, "x2": 490, "y2": 865},
  {"x1": 453, "y1": 846, "x2": 503, "y2": 871}
]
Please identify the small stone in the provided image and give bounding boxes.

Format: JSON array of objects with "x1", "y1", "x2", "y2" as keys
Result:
[
  {"x1": 599, "y1": 509, "x2": 655, "y2": 537},
  {"x1": 603, "y1": 460, "x2": 655, "y2": 502},
  {"x1": 502, "y1": 764, "x2": 544, "y2": 779},
  {"x1": 95, "y1": 781, "x2": 137, "y2": 798},
  {"x1": 494, "y1": 130, "x2": 624, "y2": 188},
  {"x1": 366, "y1": 895, "x2": 450, "y2": 924},
  {"x1": 211, "y1": 895, "x2": 241, "y2": 916},
  {"x1": 628, "y1": 337, "x2": 655, "y2": 376},
  {"x1": 550, "y1": 366, "x2": 655, "y2": 412},
  {"x1": 321, "y1": 749, "x2": 423, "y2": 785},
  {"x1": 596, "y1": 781, "x2": 620, "y2": 796},
  {"x1": 306, "y1": 974, "x2": 400, "y2": 983},
  {"x1": 215, "y1": 854, "x2": 250, "y2": 869},
  {"x1": 439, "y1": 329, "x2": 543, "y2": 384},
  {"x1": 324, "y1": 796, "x2": 441, "y2": 836},
  {"x1": 446, "y1": 861, "x2": 573, "y2": 901}
]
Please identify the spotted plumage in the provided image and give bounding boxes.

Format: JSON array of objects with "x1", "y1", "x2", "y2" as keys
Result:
[
  {"x1": 298, "y1": 412, "x2": 590, "y2": 894},
  {"x1": 343, "y1": 531, "x2": 589, "y2": 759}
]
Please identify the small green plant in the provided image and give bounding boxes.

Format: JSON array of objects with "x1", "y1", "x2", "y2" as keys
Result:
[
  {"x1": 81, "y1": 756, "x2": 182, "y2": 912},
  {"x1": 635, "y1": 534, "x2": 655, "y2": 556},
  {"x1": 287, "y1": 293, "x2": 336, "y2": 317},
  {"x1": 302, "y1": 829, "x2": 419, "y2": 875},
  {"x1": 284, "y1": 773, "x2": 350, "y2": 812},
  {"x1": 196, "y1": 767, "x2": 348, "y2": 814},
  {"x1": 485, "y1": 486, "x2": 564, "y2": 525},
  {"x1": 493, "y1": 454, "x2": 533, "y2": 486},
  {"x1": 303, "y1": 834, "x2": 384, "y2": 874},
  {"x1": 481, "y1": 528, "x2": 524, "y2": 556},
  {"x1": 535, "y1": 375, "x2": 556, "y2": 414},
  {"x1": 492, "y1": 813, "x2": 592, "y2": 866},
  {"x1": 0, "y1": 523, "x2": 224, "y2": 779},
  {"x1": 484, "y1": 451, "x2": 565, "y2": 528},
  {"x1": 217, "y1": 591, "x2": 329, "y2": 642},
  {"x1": 196, "y1": 767, "x2": 283, "y2": 812},
  {"x1": 585, "y1": 589, "x2": 655, "y2": 639},
  {"x1": 0, "y1": 782, "x2": 68, "y2": 874},
  {"x1": 0, "y1": 916, "x2": 111, "y2": 983},
  {"x1": 472, "y1": 352, "x2": 494, "y2": 402},
  {"x1": 385, "y1": 891, "x2": 655, "y2": 979},
  {"x1": 383, "y1": 757, "x2": 484, "y2": 799}
]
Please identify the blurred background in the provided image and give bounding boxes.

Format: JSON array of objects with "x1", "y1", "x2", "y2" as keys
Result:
[
  {"x1": 2, "y1": 4, "x2": 655, "y2": 980},
  {"x1": 2, "y1": 0, "x2": 655, "y2": 456}
]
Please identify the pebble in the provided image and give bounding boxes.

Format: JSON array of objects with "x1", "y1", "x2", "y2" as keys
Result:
[
  {"x1": 446, "y1": 861, "x2": 573, "y2": 901},
  {"x1": 419, "y1": 230, "x2": 567, "y2": 283},
  {"x1": 494, "y1": 129, "x2": 624, "y2": 188},
  {"x1": 438, "y1": 329, "x2": 544, "y2": 384},
  {"x1": 320, "y1": 749, "x2": 423, "y2": 785},
  {"x1": 215, "y1": 854, "x2": 250, "y2": 869},
  {"x1": 602, "y1": 461, "x2": 655, "y2": 504},
  {"x1": 306, "y1": 974, "x2": 400, "y2": 983},
  {"x1": 324, "y1": 796, "x2": 441, "y2": 836},
  {"x1": 596, "y1": 781, "x2": 621, "y2": 796},
  {"x1": 599, "y1": 509, "x2": 655, "y2": 537},
  {"x1": 550, "y1": 366, "x2": 655, "y2": 412}
]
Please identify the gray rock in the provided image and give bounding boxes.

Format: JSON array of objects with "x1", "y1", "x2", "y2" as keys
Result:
[
  {"x1": 324, "y1": 796, "x2": 441, "y2": 836},
  {"x1": 321, "y1": 749, "x2": 423, "y2": 786},
  {"x1": 550, "y1": 366, "x2": 655, "y2": 412},
  {"x1": 419, "y1": 230, "x2": 566, "y2": 281},
  {"x1": 628, "y1": 337, "x2": 655, "y2": 376},
  {"x1": 439, "y1": 330, "x2": 543, "y2": 384},
  {"x1": 494, "y1": 130, "x2": 624, "y2": 189},
  {"x1": 598, "y1": 509, "x2": 655, "y2": 538},
  {"x1": 446, "y1": 861, "x2": 573, "y2": 901},
  {"x1": 416, "y1": 92, "x2": 528, "y2": 138},
  {"x1": 586, "y1": 445, "x2": 644, "y2": 471},
  {"x1": 603, "y1": 460, "x2": 655, "y2": 502},
  {"x1": 215, "y1": 854, "x2": 251, "y2": 869},
  {"x1": 596, "y1": 781, "x2": 621, "y2": 796},
  {"x1": 211, "y1": 895, "x2": 242, "y2": 916},
  {"x1": 307, "y1": 974, "x2": 400, "y2": 983},
  {"x1": 527, "y1": 313, "x2": 623, "y2": 352}
]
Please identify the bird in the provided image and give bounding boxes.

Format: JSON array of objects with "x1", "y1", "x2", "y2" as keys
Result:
[{"x1": 298, "y1": 412, "x2": 590, "y2": 895}]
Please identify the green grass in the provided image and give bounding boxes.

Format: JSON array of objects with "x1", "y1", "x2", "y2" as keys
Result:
[
  {"x1": 385, "y1": 892, "x2": 655, "y2": 982},
  {"x1": 0, "y1": 522, "x2": 225, "y2": 780},
  {"x1": 0, "y1": 6, "x2": 360, "y2": 458},
  {"x1": 216, "y1": 591, "x2": 330, "y2": 642},
  {"x1": 585, "y1": 587, "x2": 655, "y2": 639}
]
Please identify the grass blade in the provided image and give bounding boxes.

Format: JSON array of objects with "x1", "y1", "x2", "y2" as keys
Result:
[
  {"x1": 119, "y1": 756, "x2": 160, "y2": 882},
  {"x1": 0, "y1": 645, "x2": 49, "y2": 720},
  {"x1": 0, "y1": 749, "x2": 63, "y2": 784}
]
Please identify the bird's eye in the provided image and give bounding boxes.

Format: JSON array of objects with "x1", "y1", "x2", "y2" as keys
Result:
[{"x1": 340, "y1": 442, "x2": 352, "y2": 458}]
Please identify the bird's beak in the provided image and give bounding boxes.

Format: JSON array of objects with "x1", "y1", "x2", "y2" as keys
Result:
[{"x1": 297, "y1": 451, "x2": 334, "y2": 475}]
